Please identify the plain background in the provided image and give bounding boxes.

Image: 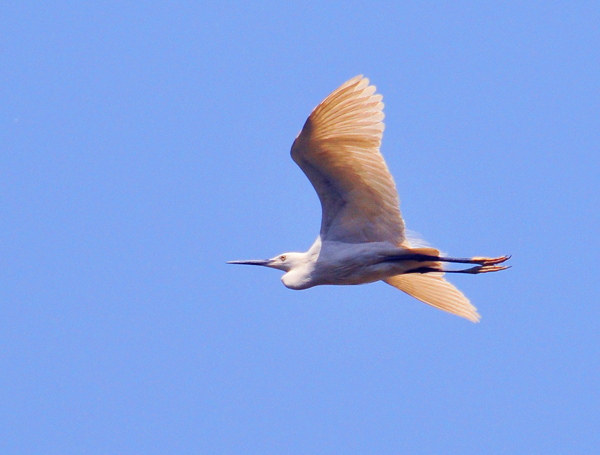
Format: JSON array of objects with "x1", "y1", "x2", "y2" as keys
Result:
[{"x1": 2, "y1": 1, "x2": 599, "y2": 454}]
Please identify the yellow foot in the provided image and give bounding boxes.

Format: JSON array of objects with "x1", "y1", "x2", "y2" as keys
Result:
[
  {"x1": 476, "y1": 265, "x2": 511, "y2": 273},
  {"x1": 471, "y1": 255, "x2": 511, "y2": 266}
]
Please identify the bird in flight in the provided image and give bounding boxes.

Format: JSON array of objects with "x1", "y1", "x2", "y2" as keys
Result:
[{"x1": 228, "y1": 76, "x2": 510, "y2": 322}]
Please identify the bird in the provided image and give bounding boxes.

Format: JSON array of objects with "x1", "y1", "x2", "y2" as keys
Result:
[{"x1": 228, "y1": 75, "x2": 510, "y2": 322}]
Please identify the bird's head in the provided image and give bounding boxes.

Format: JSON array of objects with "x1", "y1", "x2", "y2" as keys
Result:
[{"x1": 227, "y1": 252, "x2": 306, "y2": 273}]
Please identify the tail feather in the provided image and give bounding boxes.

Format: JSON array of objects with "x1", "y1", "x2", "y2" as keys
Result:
[{"x1": 384, "y1": 273, "x2": 480, "y2": 323}]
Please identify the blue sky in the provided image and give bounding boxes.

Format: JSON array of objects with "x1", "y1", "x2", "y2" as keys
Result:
[{"x1": 2, "y1": 1, "x2": 599, "y2": 453}]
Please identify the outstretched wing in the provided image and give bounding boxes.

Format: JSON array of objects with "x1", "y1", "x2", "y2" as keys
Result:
[
  {"x1": 291, "y1": 76, "x2": 405, "y2": 244},
  {"x1": 384, "y1": 273, "x2": 481, "y2": 323}
]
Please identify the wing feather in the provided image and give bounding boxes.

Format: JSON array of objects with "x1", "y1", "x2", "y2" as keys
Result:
[
  {"x1": 291, "y1": 76, "x2": 405, "y2": 243},
  {"x1": 384, "y1": 273, "x2": 481, "y2": 323}
]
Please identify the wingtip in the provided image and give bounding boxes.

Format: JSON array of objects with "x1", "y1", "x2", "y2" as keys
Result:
[
  {"x1": 469, "y1": 313, "x2": 482, "y2": 323},
  {"x1": 342, "y1": 74, "x2": 368, "y2": 90}
]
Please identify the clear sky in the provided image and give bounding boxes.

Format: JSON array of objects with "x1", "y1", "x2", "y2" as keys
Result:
[{"x1": 2, "y1": 1, "x2": 599, "y2": 454}]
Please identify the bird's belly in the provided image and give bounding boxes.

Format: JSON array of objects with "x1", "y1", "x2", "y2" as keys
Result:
[
  {"x1": 304, "y1": 241, "x2": 419, "y2": 287},
  {"x1": 312, "y1": 260, "x2": 403, "y2": 286}
]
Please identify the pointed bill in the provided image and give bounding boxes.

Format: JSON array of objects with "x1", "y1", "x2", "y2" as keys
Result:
[{"x1": 227, "y1": 259, "x2": 271, "y2": 266}]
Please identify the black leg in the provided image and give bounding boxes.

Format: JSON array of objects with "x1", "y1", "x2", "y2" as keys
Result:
[
  {"x1": 405, "y1": 264, "x2": 511, "y2": 274},
  {"x1": 384, "y1": 254, "x2": 511, "y2": 266}
]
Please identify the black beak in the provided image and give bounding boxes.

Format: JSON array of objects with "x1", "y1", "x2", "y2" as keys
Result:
[{"x1": 227, "y1": 259, "x2": 271, "y2": 266}]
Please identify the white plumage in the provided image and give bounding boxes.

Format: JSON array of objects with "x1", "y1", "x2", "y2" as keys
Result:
[{"x1": 229, "y1": 76, "x2": 510, "y2": 322}]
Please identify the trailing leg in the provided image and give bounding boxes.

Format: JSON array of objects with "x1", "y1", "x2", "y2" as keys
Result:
[
  {"x1": 384, "y1": 252, "x2": 511, "y2": 267},
  {"x1": 404, "y1": 264, "x2": 510, "y2": 274}
]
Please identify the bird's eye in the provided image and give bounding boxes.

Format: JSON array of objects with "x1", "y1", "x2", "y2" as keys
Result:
[{"x1": 280, "y1": 255, "x2": 286, "y2": 261}]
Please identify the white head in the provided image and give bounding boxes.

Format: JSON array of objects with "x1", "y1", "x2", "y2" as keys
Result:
[
  {"x1": 227, "y1": 252, "x2": 306, "y2": 272},
  {"x1": 227, "y1": 251, "x2": 312, "y2": 289}
]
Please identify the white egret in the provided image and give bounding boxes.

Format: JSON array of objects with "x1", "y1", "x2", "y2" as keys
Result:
[{"x1": 229, "y1": 76, "x2": 510, "y2": 322}]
